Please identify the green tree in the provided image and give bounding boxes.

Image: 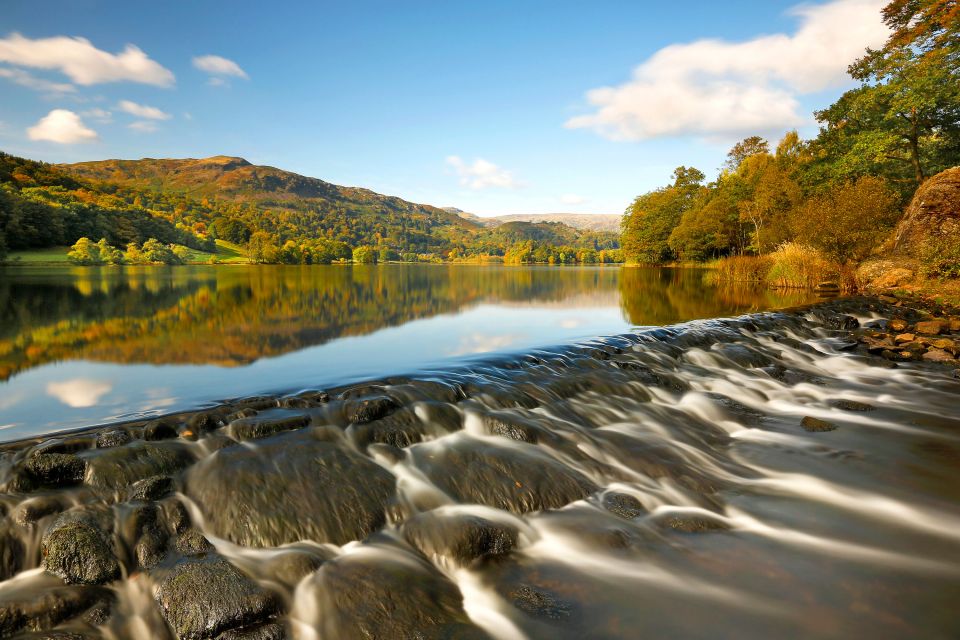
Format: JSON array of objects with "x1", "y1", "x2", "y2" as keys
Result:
[
  {"x1": 724, "y1": 136, "x2": 770, "y2": 171},
  {"x1": 622, "y1": 166, "x2": 705, "y2": 264},
  {"x1": 352, "y1": 245, "x2": 378, "y2": 263},
  {"x1": 96, "y1": 238, "x2": 123, "y2": 264},
  {"x1": 247, "y1": 231, "x2": 279, "y2": 264},
  {"x1": 67, "y1": 237, "x2": 103, "y2": 265}
]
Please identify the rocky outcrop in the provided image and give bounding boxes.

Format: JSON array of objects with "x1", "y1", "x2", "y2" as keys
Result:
[{"x1": 893, "y1": 166, "x2": 960, "y2": 255}]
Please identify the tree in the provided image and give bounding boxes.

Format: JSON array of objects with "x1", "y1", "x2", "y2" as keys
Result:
[
  {"x1": 811, "y1": 1, "x2": 960, "y2": 188},
  {"x1": 96, "y1": 238, "x2": 122, "y2": 264},
  {"x1": 68, "y1": 237, "x2": 103, "y2": 265},
  {"x1": 622, "y1": 166, "x2": 705, "y2": 263},
  {"x1": 725, "y1": 136, "x2": 770, "y2": 171},
  {"x1": 791, "y1": 176, "x2": 900, "y2": 264},
  {"x1": 247, "y1": 231, "x2": 279, "y2": 264},
  {"x1": 352, "y1": 245, "x2": 378, "y2": 264}
]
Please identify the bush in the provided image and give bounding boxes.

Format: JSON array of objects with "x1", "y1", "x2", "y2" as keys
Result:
[
  {"x1": 767, "y1": 242, "x2": 838, "y2": 289},
  {"x1": 919, "y1": 236, "x2": 960, "y2": 279},
  {"x1": 712, "y1": 255, "x2": 773, "y2": 283},
  {"x1": 352, "y1": 245, "x2": 378, "y2": 264}
]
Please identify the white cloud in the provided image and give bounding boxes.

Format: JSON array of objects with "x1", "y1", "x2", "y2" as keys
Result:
[
  {"x1": 446, "y1": 156, "x2": 522, "y2": 190},
  {"x1": 560, "y1": 193, "x2": 586, "y2": 205},
  {"x1": 82, "y1": 107, "x2": 112, "y2": 123},
  {"x1": 27, "y1": 109, "x2": 98, "y2": 143},
  {"x1": 117, "y1": 99, "x2": 170, "y2": 120},
  {"x1": 565, "y1": 0, "x2": 889, "y2": 141},
  {"x1": 193, "y1": 54, "x2": 248, "y2": 79},
  {"x1": 46, "y1": 378, "x2": 112, "y2": 407},
  {"x1": 0, "y1": 33, "x2": 174, "y2": 86},
  {"x1": 448, "y1": 332, "x2": 525, "y2": 356},
  {"x1": 128, "y1": 120, "x2": 159, "y2": 133},
  {"x1": 0, "y1": 67, "x2": 74, "y2": 94}
]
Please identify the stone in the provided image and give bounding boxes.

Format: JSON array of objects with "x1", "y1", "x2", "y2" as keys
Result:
[
  {"x1": 895, "y1": 333, "x2": 916, "y2": 343},
  {"x1": 653, "y1": 511, "x2": 730, "y2": 533},
  {"x1": 509, "y1": 585, "x2": 572, "y2": 621},
  {"x1": 306, "y1": 551, "x2": 489, "y2": 639},
  {"x1": 829, "y1": 399, "x2": 875, "y2": 412},
  {"x1": 410, "y1": 439, "x2": 597, "y2": 515},
  {"x1": 96, "y1": 428, "x2": 132, "y2": 448},
  {"x1": 0, "y1": 586, "x2": 113, "y2": 636},
  {"x1": 916, "y1": 320, "x2": 946, "y2": 335},
  {"x1": 127, "y1": 475, "x2": 175, "y2": 501},
  {"x1": 185, "y1": 430, "x2": 395, "y2": 547},
  {"x1": 402, "y1": 510, "x2": 518, "y2": 564},
  {"x1": 891, "y1": 166, "x2": 960, "y2": 255},
  {"x1": 41, "y1": 511, "x2": 120, "y2": 585},
  {"x1": 0, "y1": 525, "x2": 24, "y2": 580},
  {"x1": 922, "y1": 348, "x2": 956, "y2": 363},
  {"x1": 155, "y1": 556, "x2": 279, "y2": 640},
  {"x1": 601, "y1": 492, "x2": 646, "y2": 519},
  {"x1": 801, "y1": 416, "x2": 838, "y2": 432},
  {"x1": 227, "y1": 413, "x2": 310, "y2": 441},
  {"x1": 84, "y1": 442, "x2": 195, "y2": 490},
  {"x1": 216, "y1": 623, "x2": 287, "y2": 640},
  {"x1": 344, "y1": 396, "x2": 400, "y2": 424},
  {"x1": 144, "y1": 419, "x2": 179, "y2": 441},
  {"x1": 176, "y1": 529, "x2": 214, "y2": 556},
  {"x1": 889, "y1": 318, "x2": 910, "y2": 332},
  {"x1": 187, "y1": 412, "x2": 222, "y2": 435},
  {"x1": 25, "y1": 453, "x2": 86, "y2": 487}
]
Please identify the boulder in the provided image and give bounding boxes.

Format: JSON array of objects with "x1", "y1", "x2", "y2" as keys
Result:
[
  {"x1": 84, "y1": 442, "x2": 195, "y2": 490},
  {"x1": 96, "y1": 428, "x2": 132, "y2": 448},
  {"x1": 892, "y1": 166, "x2": 960, "y2": 255},
  {"x1": 25, "y1": 453, "x2": 86, "y2": 488},
  {"x1": 0, "y1": 585, "x2": 113, "y2": 636},
  {"x1": 155, "y1": 556, "x2": 279, "y2": 640},
  {"x1": 144, "y1": 419, "x2": 179, "y2": 441},
  {"x1": 185, "y1": 430, "x2": 395, "y2": 547},
  {"x1": 41, "y1": 511, "x2": 120, "y2": 585},
  {"x1": 801, "y1": 416, "x2": 838, "y2": 432},
  {"x1": 401, "y1": 509, "x2": 519, "y2": 564},
  {"x1": 916, "y1": 320, "x2": 946, "y2": 335}
]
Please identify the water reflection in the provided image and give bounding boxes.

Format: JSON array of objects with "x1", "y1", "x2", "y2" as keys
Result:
[{"x1": 0, "y1": 265, "x2": 816, "y2": 437}]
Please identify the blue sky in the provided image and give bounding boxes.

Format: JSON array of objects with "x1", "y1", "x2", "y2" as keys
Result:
[{"x1": 0, "y1": 0, "x2": 888, "y2": 216}]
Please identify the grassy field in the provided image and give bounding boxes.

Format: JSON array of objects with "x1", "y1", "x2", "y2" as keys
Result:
[{"x1": 5, "y1": 241, "x2": 250, "y2": 265}]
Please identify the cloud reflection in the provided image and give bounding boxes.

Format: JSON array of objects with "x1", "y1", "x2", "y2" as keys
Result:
[{"x1": 46, "y1": 378, "x2": 112, "y2": 407}]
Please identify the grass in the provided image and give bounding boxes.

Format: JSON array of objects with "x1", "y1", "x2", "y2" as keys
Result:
[
  {"x1": 711, "y1": 243, "x2": 845, "y2": 290},
  {"x1": 4, "y1": 240, "x2": 249, "y2": 266}
]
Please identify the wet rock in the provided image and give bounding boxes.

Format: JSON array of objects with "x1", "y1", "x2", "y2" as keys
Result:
[
  {"x1": 888, "y1": 318, "x2": 910, "y2": 332},
  {"x1": 411, "y1": 438, "x2": 597, "y2": 514},
  {"x1": 713, "y1": 343, "x2": 772, "y2": 368},
  {"x1": 922, "y1": 348, "x2": 956, "y2": 363},
  {"x1": 509, "y1": 585, "x2": 572, "y2": 620},
  {"x1": 185, "y1": 430, "x2": 395, "y2": 547},
  {"x1": 895, "y1": 333, "x2": 916, "y2": 344},
  {"x1": 344, "y1": 396, "x2": 400, "y2": 424},
  {"x1": 0, "y1": 585, "x2": 114, "y2": 636},
  {"x1": 127, "y1": 503, "x2": 168, "y2": 570},
  {"x1": 307, "y1": 551, "x2": 489, "y2": 639},
  {"x1": 348, "y1": 407, "x2": 428, "y2": 449},
  {"x1": 916, "y1": 319, "x2": 946, "y2": 335},
  {"x1": 96, "y1": 428, "x2": 131, "y2": 449},
  {"x1": 227, "y1": 413, "x2": 311, "y2": 441},
  {"x1": 127, "y1": 475, "x2": 175, "y2": 501},
  {"x1": 830, "y1": 399, "x2": 875, "y2": 412},
  {"x1": 259, "y1": 547, "x2": 327, "y2": 587},
  {"x1": 601, "y1": 492, "x2": 646, "y2": 519},
  {"x1": 187, "y1": 412, "x2": 223, "y2": 435},
  {"x1": 155, "y1": 556, "x2": 279, "y2": 640},
  {"x1": 216, "y1": 623, "x2": 287, "y2": 640},
  {"x1": 25, "y1": 453, "x2": 86, "y2": 488},
  {"x1": 176, "y1": 529, "x2": 214, "y2": 556},
  {"x1": 14, "y1": 496, "x2": 66, "y2": 526},
  {"x1": 811, "y1": 311, "x2": 859, "y2": 330},
  {"x1": 801, "y1": 416, "x2": 838, "y2": 432},
  {"x1": 41, "y1": 511, "x2": 120, "y2": 585},
  {"x1": 84, "y1": 442, "x2": 195, "y2": 490},
  {"x1": 402, "y1": 510, "x2": 518, "y2": 563},
  {"x1": 163, "y1": 499, "x2": 192, "y2": 535},
  {"x1": 0, "y1": 524, "x2": 24, "y2": 580},
  {"x1": 480, "y1": 412, "x2": 555, "y2": 445},
  {"x1": 144, "y1": 419, "x2": 179, "y2": 441},
  {"x1": 652, "y1": 511, "x2": 730, "y2": 533}
]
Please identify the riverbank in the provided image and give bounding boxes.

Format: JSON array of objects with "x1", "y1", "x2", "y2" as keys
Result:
[{"x1": 1, "y1": 293, "x2": 958, "y2": 638}]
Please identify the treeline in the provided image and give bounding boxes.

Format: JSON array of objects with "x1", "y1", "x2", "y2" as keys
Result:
[{"x1": 622, "y1": 0, "x2": 960, "y2": 275}]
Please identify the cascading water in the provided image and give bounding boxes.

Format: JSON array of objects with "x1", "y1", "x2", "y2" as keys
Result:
[{"x1": 0, "y1": 297, "x2": 958, "y2": 639}]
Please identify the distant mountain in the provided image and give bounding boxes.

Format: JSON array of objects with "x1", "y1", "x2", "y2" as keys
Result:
[{"x1": 446, "y1": 209, "x2": 621, "y2": 232}]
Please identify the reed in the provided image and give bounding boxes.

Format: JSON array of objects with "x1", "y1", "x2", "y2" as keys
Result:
[{"x1": 766, "y1": 242, "x2": 839, "y2": 289}]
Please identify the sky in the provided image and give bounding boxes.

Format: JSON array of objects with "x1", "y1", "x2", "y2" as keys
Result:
[{"x1": 0, "y1": 0, "x2": 889, "y2": 216}]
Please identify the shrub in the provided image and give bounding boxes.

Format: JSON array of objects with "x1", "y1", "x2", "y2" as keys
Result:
[
  {"x1": 712, "y1": 255, "x2": 773, "y2": 283},
  {"x1": 767, "y1": 242, "x2": 838, "y2": 289},
  {"x1": 918, "y1": 236, "x2": 960, "y2": 279}
]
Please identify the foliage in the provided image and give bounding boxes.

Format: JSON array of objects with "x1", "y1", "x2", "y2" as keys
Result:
[
  {"x1": 711, "y1": 255, "x2": 773, "y2": 283},
  {"x1": 791, "y1": 176, "x2": 900, "y2": 264},
  {"x1": 246, "y1": 231, "x2": 279, "y2": 264},
  {"x1": 622, "y1": 166, "x2": 706, "y2": 263},
  {"x1": 918, "y1": 235, "x2": 960, "y2": 279},
  {"x1": 766, "y1": 243, "x2": 838, "y2": 289},
  {"x1": 352, "y1": 245, "x2": 378, "y2": 264}
]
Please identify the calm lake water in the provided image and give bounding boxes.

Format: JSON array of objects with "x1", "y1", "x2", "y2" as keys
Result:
[{"x1": 0, "y1": 265, "x2": 816, "y2": 440}]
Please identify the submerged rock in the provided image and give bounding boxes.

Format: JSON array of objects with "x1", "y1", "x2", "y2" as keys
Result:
[
  {"x1": 143, "y1": 419, "x2": 179, "y2": 441},
  {"x1": 25, "y1": 453, "x2": 86, "y2": 488},
  {"x1": 0, "y1": 585, "x2": 114, "y2": 636},
  {"x1": 185, "y1": 430, "x2": 395, "y2": 547},
  {"x1": 402, "y1": 509, "x2": 519, "y2": 564},
  {"x1": 306, "y1": 550, "x2": 489, "y2": 639},
  {"x1": 84, "y1": 441, "x2": 195, "y2": 490},
  {"x1": 96, "y1": 428, "x2": 132, "y2": 449},
  {"x1": 410, "y1": 438, "x2": 597, "y2": 514},
  {"x1": 155, "y1": 556, "x2": 279, "y2": 640},
  {"x1": 801, "y1": 416, "x2": 839, "y2": 432}
]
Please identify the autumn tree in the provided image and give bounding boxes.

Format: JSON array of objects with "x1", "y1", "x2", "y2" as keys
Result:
[{"x1": 622, "y1": 166, "x2": 706, "y2": 263}]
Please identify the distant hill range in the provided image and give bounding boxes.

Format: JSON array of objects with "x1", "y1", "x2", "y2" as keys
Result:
[{"x1": 445, "y1": 208, "x2": 621, "y2": 232}]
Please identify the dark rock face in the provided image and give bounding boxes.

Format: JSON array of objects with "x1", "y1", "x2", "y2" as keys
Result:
[
  {"x1": 185, "y1": 430, "x2": 396, "y2": 547},
  {"x1": 84, "y1": 442, "x2": 195, "y2": 490},
  {"x1": 0, "y1": 585, "x2": 113, "y2": 636},
  {"x1": 402, "y1": 510, "x2": 519, "y2": 564},
  {"x1": 307, "y1": 551, "x2": 490, "y2": 639},
  {"x1": 410, "y1": 438, "x2": 597, "y2": 514},
  {"x1": 893, "y1": 166, "x2": 960, "y2": 255},
  {"x1": 41, "y1": 511, "x2": 120, "y2": 585},
  {"x1": 155, "y1": 556, "x2": 279, "y2": 640}
]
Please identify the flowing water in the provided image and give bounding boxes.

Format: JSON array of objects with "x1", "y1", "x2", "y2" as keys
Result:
[{"x1": 0, "y1": 268, "x2": 958, "y2": 639}]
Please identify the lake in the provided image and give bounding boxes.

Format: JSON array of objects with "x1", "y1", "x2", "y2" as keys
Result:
[{"x1": 0, "y1": 264, "x2": 815, "y2": 440}]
